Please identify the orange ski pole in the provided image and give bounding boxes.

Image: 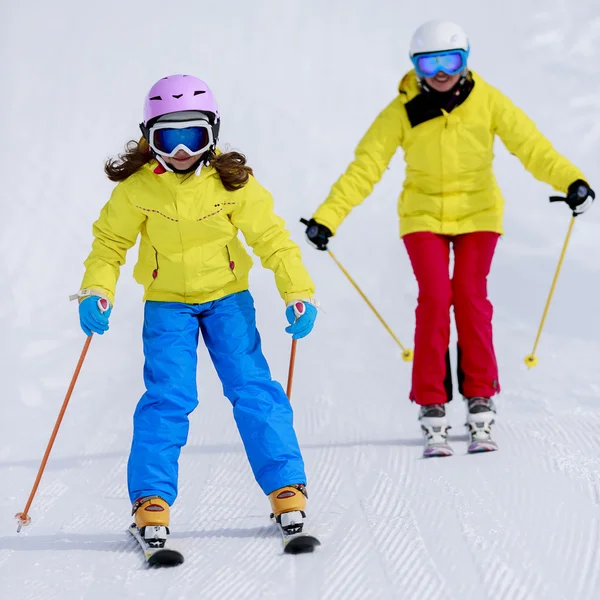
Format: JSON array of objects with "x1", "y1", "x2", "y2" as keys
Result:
[
  {"x1": 15, "y1": 334, "x2": 94, "y2": 532},
  {"x1": 286, "y1": 339, "x2": 298, "y2": 400},
  {"x1": 285, "y1": 300, "x2": 308, "y2": 401}
]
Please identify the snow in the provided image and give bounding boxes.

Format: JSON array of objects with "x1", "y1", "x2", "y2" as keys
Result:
[{"x1": 2, "y1": 0, "x2": 600, "y2": 598}]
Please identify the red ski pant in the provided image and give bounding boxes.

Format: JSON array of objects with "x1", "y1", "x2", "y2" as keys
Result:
[{"x1": 403, "y1": 231, "x2": 500, "y2": 406}]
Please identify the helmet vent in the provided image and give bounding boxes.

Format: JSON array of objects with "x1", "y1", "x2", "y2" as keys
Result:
[
  {"x1": 194, "y1": 90, "x2": 206, "y2": 96},
  {"x1": 172, "y1": 94, "x2": 183, "y2": 99},
  {"x1": 149, "y1": 96, "x2": 162, "y2": 101}
]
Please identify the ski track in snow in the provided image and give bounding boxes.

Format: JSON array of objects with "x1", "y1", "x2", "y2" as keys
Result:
[{"x1": 2, "y1": 0, "x2": 600, "y2": 598}]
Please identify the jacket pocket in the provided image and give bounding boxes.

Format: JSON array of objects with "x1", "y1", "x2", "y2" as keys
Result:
[
  {"x1": 133, "y1": 240, "x2": 160, "y2": 290},
  {"x1": 148, "y1": 247, "x2": 159, "y2": 288},
  {"x1": 225, "y1": 245, "x2": 239, "y2": 280},
  {"x1": 225, "y1": 241, "x2": 253, "y2": 281}
]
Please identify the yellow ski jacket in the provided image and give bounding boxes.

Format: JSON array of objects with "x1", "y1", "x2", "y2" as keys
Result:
[
  {"x1": 313, "y1": 70, "x2": 586, "y2": 237},
  {"x1": 80, "y1": 160, "x2": 315, "y2": 305}
]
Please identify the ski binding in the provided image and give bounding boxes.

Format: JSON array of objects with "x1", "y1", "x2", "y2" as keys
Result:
[
  {"x1": 128, "y1": 523, "x2": 184, "y2": 566},
  {"x1": 272, "y1": 510, "x2": 320, "y2": 554}
]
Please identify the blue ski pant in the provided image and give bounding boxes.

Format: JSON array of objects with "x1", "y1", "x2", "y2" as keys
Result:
[{"x1": 127, "y1": 291, "x2": 306, "y2": 505}]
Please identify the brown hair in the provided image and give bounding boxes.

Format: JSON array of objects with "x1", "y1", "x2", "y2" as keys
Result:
[
  {"x1": 207, "y1": 149, "x2": 253, "y2": 191},
  {"x1": 104, "y1": 138, "x2": 253, "y2": 191}
]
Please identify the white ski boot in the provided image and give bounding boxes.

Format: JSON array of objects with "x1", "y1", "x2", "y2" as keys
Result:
[
  {"x1": 419, "y1": 404, "x2": 453, "y2": 457},
  {"x1": 465, "y1": 397, "x2": 498, "y2": 453}
]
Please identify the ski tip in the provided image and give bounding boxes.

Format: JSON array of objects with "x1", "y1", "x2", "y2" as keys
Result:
[
  {"x1": 423, "y1": 446, "x2": 454, "y2": 458},
  {"x1": 283, "y1": 535, "x2": 321, "y2": 554},
  {"x1": 468, "y1": 442, "x2": 498, "y2": 454},
  {"x1": 147, "y1": 548, "x2": 185, "y2": 567}
]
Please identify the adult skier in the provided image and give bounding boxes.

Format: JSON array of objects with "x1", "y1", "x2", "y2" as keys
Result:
[{"x1": 303, "y1": 20, "x2": 594, "y2": 456}]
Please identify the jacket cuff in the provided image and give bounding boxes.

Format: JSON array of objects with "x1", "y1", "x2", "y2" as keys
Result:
[
  {"x1": 311, "y1": 211, "x2": 339, "y2": 236},
  {"x1": 284, "y1": 291, "x2": 316, "y2": 304}
]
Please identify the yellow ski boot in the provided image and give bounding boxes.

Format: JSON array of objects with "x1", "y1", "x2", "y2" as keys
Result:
[
  {"x1": 132, "y1": 496, "x2": 170, "y2": 546},
  {"x1": 269, "y1": 484, "x2": 320, "y2": 553}
]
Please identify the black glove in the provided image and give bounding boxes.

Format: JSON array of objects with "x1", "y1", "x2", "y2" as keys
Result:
[
  {"x1": 301, "y1": 218, "x2": 332, "y2": 251},
  {"x1": 559, "y1": 180, "x2": 595, "y2": 215}
]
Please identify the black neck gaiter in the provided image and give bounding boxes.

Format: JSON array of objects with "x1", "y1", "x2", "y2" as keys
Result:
[{"x1": 405, "y1": 75, "x2": 475, "y2": 128}]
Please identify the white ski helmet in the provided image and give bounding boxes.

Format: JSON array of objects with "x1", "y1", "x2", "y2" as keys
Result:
[{"x1": 409, "y1": 20, "x2": 469, "y2": 57}]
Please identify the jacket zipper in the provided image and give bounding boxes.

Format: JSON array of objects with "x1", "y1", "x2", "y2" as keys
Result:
[{"x1": 440, "y1": 112, "x2": 449, "y2": 229}]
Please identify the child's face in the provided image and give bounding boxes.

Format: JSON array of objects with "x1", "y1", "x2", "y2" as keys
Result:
[
  {"x1": 424, "y1": 71, "x2": 461, "y2": 93},
  {"x1": 162, "y1": 149, "x2": 199, "y2": 171}
]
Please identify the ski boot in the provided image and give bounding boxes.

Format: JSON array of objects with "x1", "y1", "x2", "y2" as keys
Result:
[
  {"x1": 269, "y1": 484, "x2": 320, "y2": 553},
  {"x1": 132, "y1": 496, "x2": 170, "y2": 548},
  {"x1": 419, "y1": 403, "x2": 453, "y2": 457},
  {"x1": 269, "y1": 484, "x2": 307, "y2": 535},
  {"x1": 465, "y1": 397, "x2": 498, "y2": 453}
]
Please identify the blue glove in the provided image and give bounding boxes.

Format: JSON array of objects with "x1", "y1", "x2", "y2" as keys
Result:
[
  {"x1": 285, "y1": 300, "x2": 318, "y2": 340},
  {"x1": 79, "y1": 296, "x2": 112, "y2": 336}
]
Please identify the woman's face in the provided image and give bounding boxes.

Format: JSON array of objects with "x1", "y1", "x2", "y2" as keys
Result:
[
  {"x1": 162, "y1": 149, "x2": 198, "y2": 171},
  {"x1": 424, "y1": 71, "x2": 461, "y2": 92}
]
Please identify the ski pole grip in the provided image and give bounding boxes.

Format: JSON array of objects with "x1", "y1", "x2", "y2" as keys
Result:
[
  {"x1": 292, "y1": 301, "x2": 306, "y2": 321},
  {"x1": 97, "y1": 298, "x2": 110, "y2": 313},
  {"x1": 300, "y1": 218, "x2": 310, "y2": 226}
]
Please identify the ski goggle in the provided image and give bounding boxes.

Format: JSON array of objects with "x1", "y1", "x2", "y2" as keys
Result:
[
  {"x1": 411, "y1": 49, "x2": 469, "y2": 78},
  {"x1": 147, "y1": 120, "x2": 214, "y2": 158}
]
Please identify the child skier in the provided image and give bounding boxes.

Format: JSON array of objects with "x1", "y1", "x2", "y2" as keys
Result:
[
  {"x1": 303, "y1": 20, "x2": 594, "y2": 456},
  {"x1": 74, "y1": 74, "x2": 318, "y2": 551}
]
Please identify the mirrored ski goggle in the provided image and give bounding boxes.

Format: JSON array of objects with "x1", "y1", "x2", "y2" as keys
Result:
[
  {"x1": 411, "y1": 49, "x2": 469, "y2": 78},
  {"x1": 148, "y1": 120, "x2": 213, "y2": 158}
]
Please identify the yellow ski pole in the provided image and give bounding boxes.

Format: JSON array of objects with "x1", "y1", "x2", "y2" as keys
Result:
[
  {"x1": 327, "y1": 249, "x2": 413, "y2": 362},
  {"x1": 525, "y1": 214, "x2": 576, "y2": 368}
]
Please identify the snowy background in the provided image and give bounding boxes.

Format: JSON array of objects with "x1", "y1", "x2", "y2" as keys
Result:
[{"x1": 2, "y1": 1, "x2": 600, "y2": 598}]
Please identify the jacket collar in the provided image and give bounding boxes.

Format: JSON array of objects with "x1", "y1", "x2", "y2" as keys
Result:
[
  {"x1": 148, "y1": 158, "x2": 216, "y2": 183},
  {"x1": 154, "y1": 154, "x2": 205, "y2": 177},
  {"x1": 399, "y1": 70, "x2": 476, "y2": 128},
  {"x1": 398, "y1": 69, "x2": 477, "y2": 103}
]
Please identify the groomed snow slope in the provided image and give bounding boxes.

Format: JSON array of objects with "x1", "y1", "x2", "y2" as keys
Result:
[{"x1": 2, "y1": 1, "x2": 600, "y2": 599}]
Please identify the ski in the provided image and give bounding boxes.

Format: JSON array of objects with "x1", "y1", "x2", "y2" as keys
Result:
[
  {"x1": 468, "y1": 439, "x2": 498, "y2": 454},
  {"x1": 128, "y1": 524, "x2": 184, "y2": 566},
  {"x1": 271, "y1": 510, "x2": 320, "y2": 554},
  {"x1": 423, "y1": 443, "x2": 454, "y2": 458},
  {"x1": 274, "y1": 520, "x2": 321, "y2": 554}
]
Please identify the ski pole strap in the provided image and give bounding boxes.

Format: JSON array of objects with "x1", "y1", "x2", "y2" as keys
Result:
[
  {"x1": 69, "y1": 289, "x2": 112, "y2": 308},
  {"x1": 549, "y1": 196, "x2": 577, "y2": 217}
]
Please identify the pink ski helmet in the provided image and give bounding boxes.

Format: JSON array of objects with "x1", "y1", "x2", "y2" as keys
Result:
[
  {"x1": 140, "y1": 74, "x2": 221, "y2": 156},
  {"x1": 143, "y1": 74, "x2": 219, "y2": 125}
]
